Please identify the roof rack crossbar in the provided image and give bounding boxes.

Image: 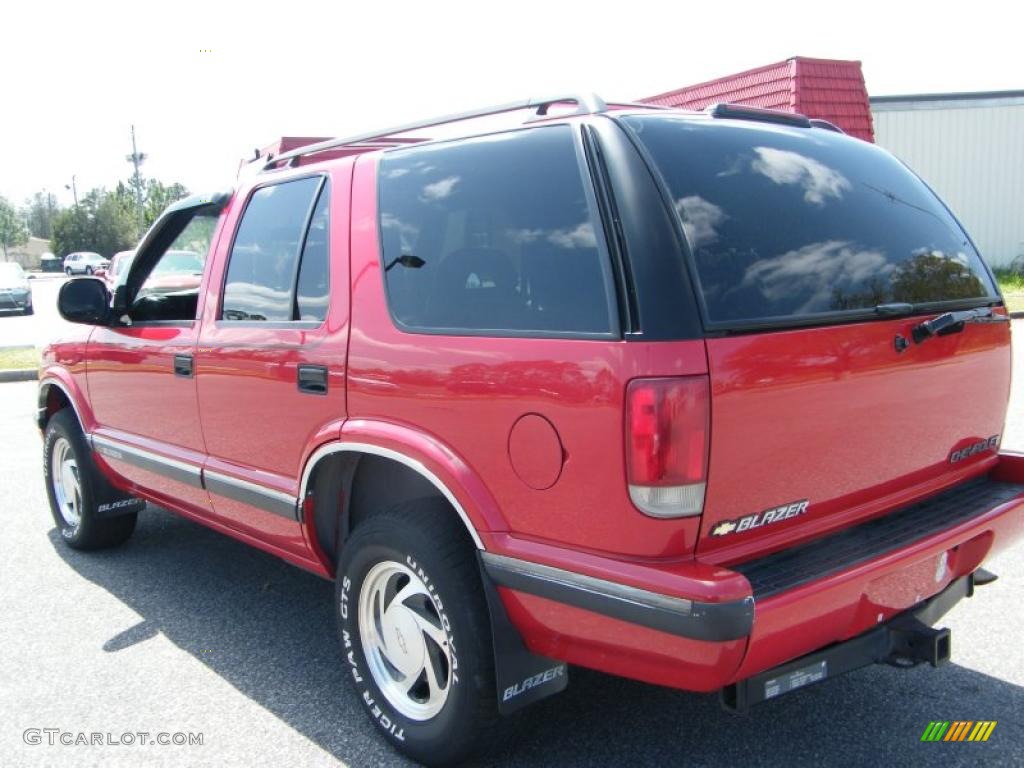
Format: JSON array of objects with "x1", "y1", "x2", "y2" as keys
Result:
[{"x1": 263, "y1": 92, "x2": 609, "y2": 170}]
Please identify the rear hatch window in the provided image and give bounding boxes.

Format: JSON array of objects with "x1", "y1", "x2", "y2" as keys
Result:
[{"x1": 621, "y1": 115, "x2": 999, "y2": 329}]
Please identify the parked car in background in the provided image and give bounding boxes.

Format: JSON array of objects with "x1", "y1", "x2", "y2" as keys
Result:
[
  {"x1": 96, "y1": 250, "x2": 135, "y2": 288},
  {"x1": 63, "y1": 252, "x2": 109, "y2": 276},
  {"x1": 137, "y1": 249, "x2": 203, "y2": 295},
  {"x1": 40, "y1": 252, "x2": 63, "y2": 273},
  {"x1": 0, "y1": 262, "x2": 33, "y2": 314}
]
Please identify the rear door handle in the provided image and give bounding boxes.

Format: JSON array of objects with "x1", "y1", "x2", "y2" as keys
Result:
[
  {"x1": 297, "y1": 364, "x2": 328, "y2": 395},
  {"x1": 173, "y1": 354, "x2": 194, "y2": 378}
]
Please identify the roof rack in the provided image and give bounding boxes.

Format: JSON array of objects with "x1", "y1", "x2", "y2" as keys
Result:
[
  {"x1": 262, "y1": 93, "x2": 619, "y2": 171},
  {"x1": 809, "y1": 118, "x2": 845, "y2": 134},
  {"x1": 705, "y1": 102, "x2": 813, "y2": 128}
]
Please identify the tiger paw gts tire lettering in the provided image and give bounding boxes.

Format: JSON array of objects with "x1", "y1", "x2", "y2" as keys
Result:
[{"x1": 336, "y1": 498, "x2": 502, "y2": 766}]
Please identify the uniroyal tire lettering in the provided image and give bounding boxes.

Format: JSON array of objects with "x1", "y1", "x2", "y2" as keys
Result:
[{"x1": 404, "y1": 554, "x2": 459, "y2": 683}]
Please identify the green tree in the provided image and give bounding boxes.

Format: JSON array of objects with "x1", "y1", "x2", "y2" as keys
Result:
[
  {"x1": 0, "y1": 196, "x2": 30, "y2": 259},
  {"x1": 143, "y1": 180, "x2": 189, "y2": 229},
  {"x1": 21, "y1": 191, "x2": 60, "y2": 239},
  {"x1": 891, "y1": 250, "x2": 984, "y2": 303},
  {"x1": 51, "y1": 188, "x2": 138, "y2": 257}
]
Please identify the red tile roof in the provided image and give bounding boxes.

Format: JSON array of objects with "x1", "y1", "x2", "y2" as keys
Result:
[{"x1": 639, "y1": 57, "x2": 875, "y2": 142}]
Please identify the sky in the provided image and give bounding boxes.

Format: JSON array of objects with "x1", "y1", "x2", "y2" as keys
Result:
[{"x1": 1, "y1": 0, "x2": 1020, "y2": 210}]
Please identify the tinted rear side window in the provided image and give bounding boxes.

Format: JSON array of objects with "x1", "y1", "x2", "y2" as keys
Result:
[
  {"x1": 623, "y1": 115, "x2": 998, "y2": 327},
  {"x1": 223, "y1": 176, "x2": 323, "y2": 322},
  {"x1": 377, "y1": 126, "x2": 615, "y2": 336},
  {"x1": 296, "y1": 187, "x2": 330, "y2": 322}
]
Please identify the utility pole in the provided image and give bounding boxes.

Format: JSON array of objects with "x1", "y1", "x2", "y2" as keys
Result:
[
  {"x1": 127, "y1": 125, "x2": 147, "y2": 234},
  {"x1": 65, "y1": 175, "x2": 78, "y2": 207}
]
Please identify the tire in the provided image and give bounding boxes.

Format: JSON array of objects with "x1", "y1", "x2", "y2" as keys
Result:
[
  {"x1": 85, "y1": 266, "x2": 93, "y2": 275},
  {"x1": 43, "y1": 409, "x2": 137, "y2": 550},
  {"x1": 336, "y1": 498, "x2": 501, "y2": 766},
  {"x1": 23, "y1": 301, "x2": 33, "y2": 316}
]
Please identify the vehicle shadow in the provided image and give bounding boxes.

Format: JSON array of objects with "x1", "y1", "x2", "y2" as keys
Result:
[{"x1": 50, "y1": 507, "x2": 1022, "y2": 768}]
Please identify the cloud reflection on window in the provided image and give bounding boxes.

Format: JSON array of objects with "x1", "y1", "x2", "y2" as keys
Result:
[
  {"x1": 742, "y1": 240, "x2": 892, "y2": 314},
  {"x1": 505, "y1": 222, "x2": 596, "y2": 250},
  {"x1": 751, "y1": 147, "x2": 851, "y2": 206},
  {"x1": 675, "y1": 196, "x2": 726, "y2": 248},
  {"x1": 421, "y1": 175, "x2": 460, "y2": 201}
]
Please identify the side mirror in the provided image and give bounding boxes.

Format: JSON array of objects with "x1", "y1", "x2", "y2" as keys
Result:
[{"x1": 58, "y1": 278, "x2": 111, "y2": 325}]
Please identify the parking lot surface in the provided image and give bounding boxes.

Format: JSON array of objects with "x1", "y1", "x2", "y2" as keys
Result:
[{"x1": 1, "y1": 325, "x2": 1023, "y2": 767}]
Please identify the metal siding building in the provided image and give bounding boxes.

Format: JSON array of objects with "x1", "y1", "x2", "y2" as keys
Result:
[{"x1": 871, "y1": 91, "x2": 1024, "y2": 267}]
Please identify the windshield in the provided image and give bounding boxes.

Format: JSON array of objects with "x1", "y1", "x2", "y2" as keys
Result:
[
  {"x1": 622, "y1": 115, "x2": 999, "y2": 327},
  {"x1": 152, "y1": 251, "x2": 203, "y2": 276},
  {"x1": 112, "y1": 252, "x2": 134, "y2": 276},
  {"x1": 0, "y1": 263, "x2": 26, "y2": 283}
]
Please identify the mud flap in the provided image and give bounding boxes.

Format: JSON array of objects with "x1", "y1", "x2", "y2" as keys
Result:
[
  {"x1": 477, "y1": 555, "x2": 569, "y2": 715},
  {"x1": 88, "y1": 443, "x2": 146, "y2": 518}
]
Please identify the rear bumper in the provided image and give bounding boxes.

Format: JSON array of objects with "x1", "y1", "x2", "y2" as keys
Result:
[
  {"x1": 489, "y1": 455, "x2": 1024, "y2": 692},
  {"x1": 721, "y1": 572, "x2": 970, "y2": 711}
]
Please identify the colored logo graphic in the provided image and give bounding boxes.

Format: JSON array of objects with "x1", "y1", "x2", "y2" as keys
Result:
[{"x1": 921, "y1": 721, "x2": 996, "y2": 742}]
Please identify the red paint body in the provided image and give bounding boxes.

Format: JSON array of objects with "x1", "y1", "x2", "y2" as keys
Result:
[{"x1": 39, "y1": 110, "x2": 1024, "y2": 697}]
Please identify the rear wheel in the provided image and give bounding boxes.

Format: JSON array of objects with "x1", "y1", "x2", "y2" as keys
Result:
[
  {"x1": 23, "y1": 299, "x2": 33, "y2": 315},
  {"x1": 43, "y1": 409, "x2": 137, "y2": 550},
  {"x1": 335, "y1": 498, "x2": 501, "y2": 766}
]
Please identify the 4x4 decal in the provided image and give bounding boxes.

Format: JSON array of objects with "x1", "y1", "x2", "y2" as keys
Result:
[{"x1": 711, "y1": 500, "x2": 810, "y2": 537}]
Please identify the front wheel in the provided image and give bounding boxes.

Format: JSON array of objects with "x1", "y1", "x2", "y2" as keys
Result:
[
  {"x1": 85, "y1": 266, "x2": 93, "y2": 275},
  {"x1": 336, "y1": 499, "x2": 502, "y2": 766},
  {"x1": 43, "y1": 409, "x2": 137, "y2": 550},
  {"x1": 65, "y1": 267, "x2": 72, "y2": 276}
]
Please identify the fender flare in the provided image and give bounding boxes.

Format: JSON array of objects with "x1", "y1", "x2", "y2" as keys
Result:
[
  {"x1": 37, "y1": 374, "x2": 92, "y2": 432},
  {"x1": 299, "y1": 420, "x2": 510, "y2": 551}
]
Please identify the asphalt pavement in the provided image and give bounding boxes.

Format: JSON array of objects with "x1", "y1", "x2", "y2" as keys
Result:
[{"x1": 2, "y1": 329, "x2": 1024, "y2": 767}]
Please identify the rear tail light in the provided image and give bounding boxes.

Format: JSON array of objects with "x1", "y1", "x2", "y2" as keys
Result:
[{"x1": 625, "y1": 376, "x2": 709, "y2": 518}]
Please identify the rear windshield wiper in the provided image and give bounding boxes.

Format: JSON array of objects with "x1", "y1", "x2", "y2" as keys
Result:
[{"x1": 911, "y1": 306, "x2": 1008, "y2": 344}]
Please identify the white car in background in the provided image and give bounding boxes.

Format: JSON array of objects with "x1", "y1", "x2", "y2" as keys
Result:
[{"x1": 63, "y1": 252, "x2": 109, "y2": 276}]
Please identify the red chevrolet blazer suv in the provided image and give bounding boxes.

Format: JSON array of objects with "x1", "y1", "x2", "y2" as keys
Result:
[{"x1": 38, "y1": 94, "x2": 1024, "y2": 766}]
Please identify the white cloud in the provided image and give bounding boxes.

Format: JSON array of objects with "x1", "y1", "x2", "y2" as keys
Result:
[
  {"x1": 675, "y1": 196, "x2": 726, "y2": 248},
  {"x1": 421, "y1": 176, "x2": 460, "y2": 201},
  {"x1": 751, "y1": 147, "x2": 851, "y2": 205},
  {"x1": 547, "y1": 222, "x2": 596, "y2": 249},
  {"x1": 743, "y1": 240, "x2": 893, "y2": 313}
]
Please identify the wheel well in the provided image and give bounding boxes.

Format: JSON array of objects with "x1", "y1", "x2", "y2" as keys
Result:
[
  {"x1": 39, "y1": 383, "x2": 74, "y2": 430},
  {"x1": 309, "y1": 451, "x2": 451, "y2": 574}
]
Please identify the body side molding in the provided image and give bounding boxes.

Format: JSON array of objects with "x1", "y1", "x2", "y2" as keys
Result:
[
  {"x1": 91, "y1": 434, "x2": 204, "y2": 488},
  {"x1": 90, "y1": 433, "x2": 300, "y2": 521},
  {"x1": 204, "y1": 468, "x2": 298, "y2": 520},
  {"x1": 481, "y1": 552, "x2": 754, "y2": 642}
]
